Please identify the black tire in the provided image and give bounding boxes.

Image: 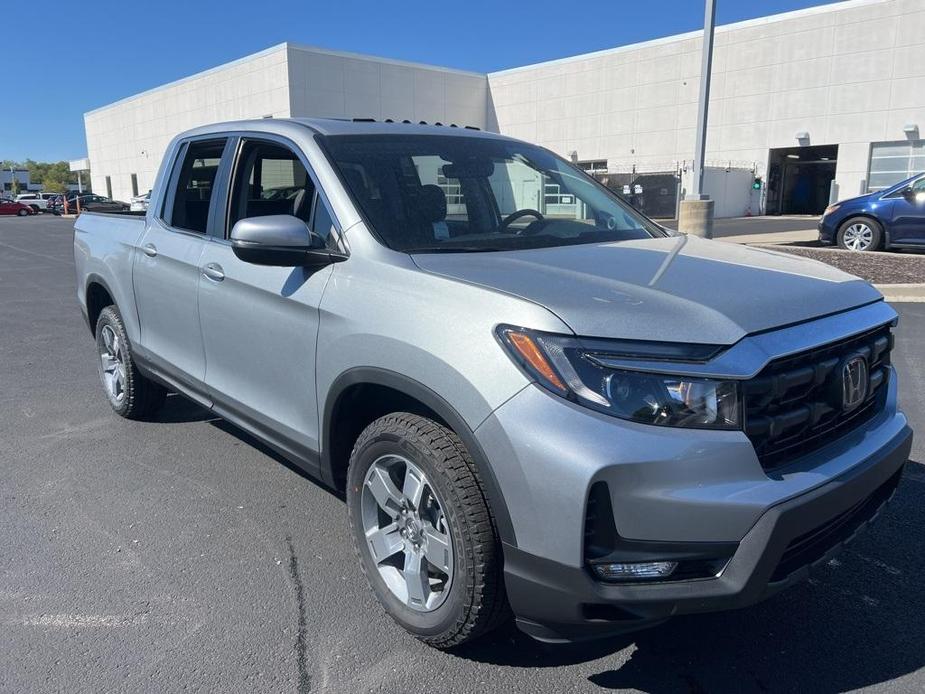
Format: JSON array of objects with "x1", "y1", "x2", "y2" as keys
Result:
[
  {"x1": 837, "y1": 216, "x2": 883, "y2": 252},
  {"x1": 95, "y1": 305, "x2": 166, "y2": 419},
  {"x1": 17, "y1": 208, "x2": 28, "y2": 216},
  {"x1": 346, "y1": 413, "x2": 509, "y2": 648},
  {"x1": 29, "y1": 205, "x2": 40, "y2": 214}
]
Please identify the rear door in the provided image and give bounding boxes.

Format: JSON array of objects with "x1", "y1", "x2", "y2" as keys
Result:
[
  {"x1": 888, "y1": 176, "x2": 925, "y2": 246},
  {"x1": 133, "y1": 137, "x2": 231, "y2": 396},
  {"x1": 197, "y1": 136, "x2": 340, "y2": 461}
]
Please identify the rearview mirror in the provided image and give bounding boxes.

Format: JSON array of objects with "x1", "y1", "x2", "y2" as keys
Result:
[
  {"x1": 230, "y1": 214, "x2": 345, "y2": 267},
  {"x1": 442, "y1": 159, "x2": 495, "y2": 179}
]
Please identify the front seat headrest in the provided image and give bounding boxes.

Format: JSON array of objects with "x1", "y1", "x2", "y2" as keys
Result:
[
  {"x1": 292, "y1": 188, "x2": 311, "y2": 222},
  {"x1": 418, "y1": 184, "x2": 447, "y2": 223}
]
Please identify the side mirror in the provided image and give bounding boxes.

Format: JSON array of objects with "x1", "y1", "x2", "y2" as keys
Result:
[{"x1": 230, "y1": 214, "x2": 346, "y2": 267}]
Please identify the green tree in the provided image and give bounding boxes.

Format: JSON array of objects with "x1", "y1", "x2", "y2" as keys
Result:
[
  {"x1": 1, "y1": 159, "x2": 90, "y2": 193},
  {"x1": 40, "y1": 171, "x2": 72, "y2": 193}
]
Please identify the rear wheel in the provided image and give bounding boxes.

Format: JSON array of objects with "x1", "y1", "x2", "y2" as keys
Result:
[
  {"x1": 346, "y1": 413, "x2": 508, "y2": 648},
  {"x1": 95, "y1": 305, "x2": 166, "y2": 419},
  {"x1": 837, "y1": 217, "x2": 882, "y2": 251}
]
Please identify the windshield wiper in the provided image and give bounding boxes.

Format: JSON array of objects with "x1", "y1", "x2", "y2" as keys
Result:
[{"x1": 408, "y1": 246, "x2": 508, "y2": 253}]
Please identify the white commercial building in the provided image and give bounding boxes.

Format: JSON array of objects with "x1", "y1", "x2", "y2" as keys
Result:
[{"x1": 85, "y1": 0, "x2": 925, "y2": 218}]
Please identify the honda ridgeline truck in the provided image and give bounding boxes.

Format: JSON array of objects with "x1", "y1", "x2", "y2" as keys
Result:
[{"x1": 74, "y1": 119, "x2": 912, "y2": 647}]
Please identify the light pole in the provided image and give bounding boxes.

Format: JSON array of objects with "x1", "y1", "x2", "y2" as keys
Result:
[{"x1": 678, "y1": 0, "x2": 717, "y2": 238}]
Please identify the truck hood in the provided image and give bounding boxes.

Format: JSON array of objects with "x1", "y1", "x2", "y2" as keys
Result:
[{"x1": 411, "y1": 235, "x2": 881, "y2": 345}]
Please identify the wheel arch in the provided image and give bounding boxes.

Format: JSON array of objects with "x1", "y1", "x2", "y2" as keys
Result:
[
  {"x1": 85, "y1": 274, "x2": 117, "y2": 337},
  {"x1": 322, "y1": 367, "x2": 517, "y2": 547}
]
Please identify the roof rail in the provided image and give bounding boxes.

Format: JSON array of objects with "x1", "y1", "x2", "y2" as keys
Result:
[{"x1": 351, "y1": 117, "x2": 480, "y2": 131}]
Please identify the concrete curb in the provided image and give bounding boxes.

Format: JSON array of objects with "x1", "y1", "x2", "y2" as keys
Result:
[
  {"x1": 875, "y1": 284, "x2": 925, "y2": 303},
  {"x1": 721, "y1": 230, "x2": 818, "y2": 245}
]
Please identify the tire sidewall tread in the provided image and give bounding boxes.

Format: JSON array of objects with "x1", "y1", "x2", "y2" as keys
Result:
[
  {"x1": 837, "y1": 216, "x2": 882, "y2": 251},
  {"x1": 95, "y1": 306, "x2": 165, "y2": 420},
  {"x1": 346, "y1": 412, "x2": 508, "y2": 648}
]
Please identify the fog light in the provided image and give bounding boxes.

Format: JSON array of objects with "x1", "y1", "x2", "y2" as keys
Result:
[{"x1": 592, "y1": 561, "x2": 678, "y2": 581}]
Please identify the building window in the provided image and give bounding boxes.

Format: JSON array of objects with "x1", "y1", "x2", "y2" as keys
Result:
[
  {"x1": 131, "y1": 173, "x2": 139, "y2": 197},
  {"x1": 105, "y1": 176, "x2": 113, "y2": 199},
  {"x1": 577, "y1": 159, "x2": 608, "y2": 175},
  {"x1": 867, "y1": 140, "x2": 925, "y2": 192}
]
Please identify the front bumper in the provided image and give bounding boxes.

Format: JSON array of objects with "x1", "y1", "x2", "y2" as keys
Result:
[
  {"x1": 504, "y1": 425, "x2": 910, "y2": 642},
  {"x1": 818, "y1": 216, "x2": 838, "y2": 244}
]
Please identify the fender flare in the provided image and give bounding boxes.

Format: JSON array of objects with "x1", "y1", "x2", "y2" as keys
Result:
[
  {"x1": 83, "y1": 273, "x2": 119, "y2": 334},
  {"x1": 321, "y1": 366, "x2": 517, "y2": 547}
]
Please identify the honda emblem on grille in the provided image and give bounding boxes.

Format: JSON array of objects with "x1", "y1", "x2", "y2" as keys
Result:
[{"x1": 842, "y1": 356, "x2": 869, "y2": 412}]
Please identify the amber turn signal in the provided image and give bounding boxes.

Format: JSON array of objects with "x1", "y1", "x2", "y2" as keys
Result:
[{"x1": 502, "y1": 329, "x2": 568, "y2": 394}]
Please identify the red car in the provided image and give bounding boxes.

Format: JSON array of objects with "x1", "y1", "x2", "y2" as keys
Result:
[{"x1": 0, "y1": 199, "x2": 34, "y2": 216}]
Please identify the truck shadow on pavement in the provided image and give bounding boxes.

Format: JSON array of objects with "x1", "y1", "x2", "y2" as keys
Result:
[
  {"x1": 148, "y1": 393, "x2": 221, "y2": 424},
  {"x1": 453, "y1": 462, "x2": 925, "y2": 693}
]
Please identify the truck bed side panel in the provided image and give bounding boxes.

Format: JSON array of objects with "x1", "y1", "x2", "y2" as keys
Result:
[{"x1": 74, "y1": 212, "x2": 147, "y2": 342}]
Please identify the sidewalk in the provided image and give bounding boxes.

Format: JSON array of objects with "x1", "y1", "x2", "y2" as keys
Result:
[{"x1": 712, "y1": 227, "x2": 925, "y2": 302}]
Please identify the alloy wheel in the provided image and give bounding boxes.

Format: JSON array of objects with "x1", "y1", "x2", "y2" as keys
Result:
[
  {"x1": 99, "y1": 325, "x2": 127, "y2": 403},
  {"x1": 360, "y1": 454, "x2": 454, "y2": 612},
  {"x1": 842, "y1": 222, "x2": 874, "y2": 251}
]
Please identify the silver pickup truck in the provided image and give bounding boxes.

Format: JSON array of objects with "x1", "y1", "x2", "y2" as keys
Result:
[{"x1": 75, "y1": 118, "x2": 912, "y2": 647}]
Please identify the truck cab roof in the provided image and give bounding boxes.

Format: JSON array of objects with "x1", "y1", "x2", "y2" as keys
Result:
[{"x1": 170, "y1": 117, "x2": 512, "y2": 143}]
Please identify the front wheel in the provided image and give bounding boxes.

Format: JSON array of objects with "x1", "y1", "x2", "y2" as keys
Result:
[
  {"x1": 17, "y1": 208, "x2": 28, "y2": 216},
  {"x1": 346, "y1": 413, "x2": 508, "y2": 648},
  {"x1": 95, "y1": 305, "x2": 166, "y2": 419},
  {"x1": 837, "y1": 217, "x2": 882, "y2": 251}
]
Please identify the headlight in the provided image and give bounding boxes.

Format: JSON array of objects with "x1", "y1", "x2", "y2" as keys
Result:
[
  {"x1": 822, "y1": 203, "x2": 841, "y2": 217},
  {"x1": 497, "y1": 326, "x2": 740, "y2": 430}
]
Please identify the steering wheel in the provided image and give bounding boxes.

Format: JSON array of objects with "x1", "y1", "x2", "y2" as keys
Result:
[{"x1": 499, "y1": 209, "x2": 545, "y2": 233}]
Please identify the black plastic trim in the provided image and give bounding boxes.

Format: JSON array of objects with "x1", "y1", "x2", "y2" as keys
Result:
[
  {"x1": 83, "y1": 273, "x2": 118, "y2": 334},
  {"x1": 321, "y1": 367, "x2": 517, "y2": 546}
]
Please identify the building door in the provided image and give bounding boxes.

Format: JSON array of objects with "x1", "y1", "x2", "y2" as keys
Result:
[{"x1": 766, "y1": 145, "x2": 838, "y2": 215}]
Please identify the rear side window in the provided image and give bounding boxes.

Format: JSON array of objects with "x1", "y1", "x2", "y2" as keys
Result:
[
  {"x1": 168, "y1": 139, "x2": 226, "y2": 234},
  {"x1": 228, "y1": 139, "x2": 315, "y2": 232}
]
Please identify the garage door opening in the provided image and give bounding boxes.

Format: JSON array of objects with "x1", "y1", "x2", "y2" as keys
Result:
[{"x1": 766, "y1": 145, "x2": 838, "y2": 215}]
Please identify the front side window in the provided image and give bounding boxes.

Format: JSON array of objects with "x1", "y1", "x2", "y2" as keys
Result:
[
  {"x1": 320, "y1": 134, "x2": 663, "y2": 253},
  {"x1": 228, "y1": 139, "x2": 315, "y2": 232},
  {"x1": 168, "y1": 139, "x2": 226, "y2": 234}
]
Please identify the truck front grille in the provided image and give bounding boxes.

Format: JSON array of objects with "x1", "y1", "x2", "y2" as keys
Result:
[{"x1": 744, "y1": 323, "x2": 893, "y2": 471}]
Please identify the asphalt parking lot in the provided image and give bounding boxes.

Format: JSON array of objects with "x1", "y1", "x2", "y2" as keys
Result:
[{"x1": 1, "y1": 214, "x2": 923, "y2": 693}]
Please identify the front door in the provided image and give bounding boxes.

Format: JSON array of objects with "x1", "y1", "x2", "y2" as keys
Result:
[
  {"x1": 888, "y1": 176, "x2": 925, "y2": 246},
  {"x1": 133, "y1": 137, "x2": 229, "y2": 393},
  {"x1": 197, "y1": 137, "x2": 340, "y2": 461}
]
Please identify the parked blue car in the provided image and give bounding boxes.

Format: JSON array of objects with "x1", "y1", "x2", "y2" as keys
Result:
[{"x1": 818, "y1": 172, "x2": 925, "y2": 251}]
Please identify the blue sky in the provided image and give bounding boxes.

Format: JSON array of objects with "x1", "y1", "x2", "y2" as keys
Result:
[{"x1": 4, "y1": 0, "x2": 840, "y2": 163}]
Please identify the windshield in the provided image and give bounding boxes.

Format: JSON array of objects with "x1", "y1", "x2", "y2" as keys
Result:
[{"x1": 320, "y1": 134, "x2": 664, "y2": 253}]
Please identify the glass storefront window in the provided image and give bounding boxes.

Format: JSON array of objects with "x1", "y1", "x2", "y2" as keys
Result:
[{"x1": 868, "y1": 140, "x2": 925, "y2": 191}]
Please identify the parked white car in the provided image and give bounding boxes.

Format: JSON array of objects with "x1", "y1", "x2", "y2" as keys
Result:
[
  {"x1": 16, "y1": 193, "x2": 53, "y2": 213},
  {"x1": 130, "y1": 190, "x2": 151, "y2": 212}
]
